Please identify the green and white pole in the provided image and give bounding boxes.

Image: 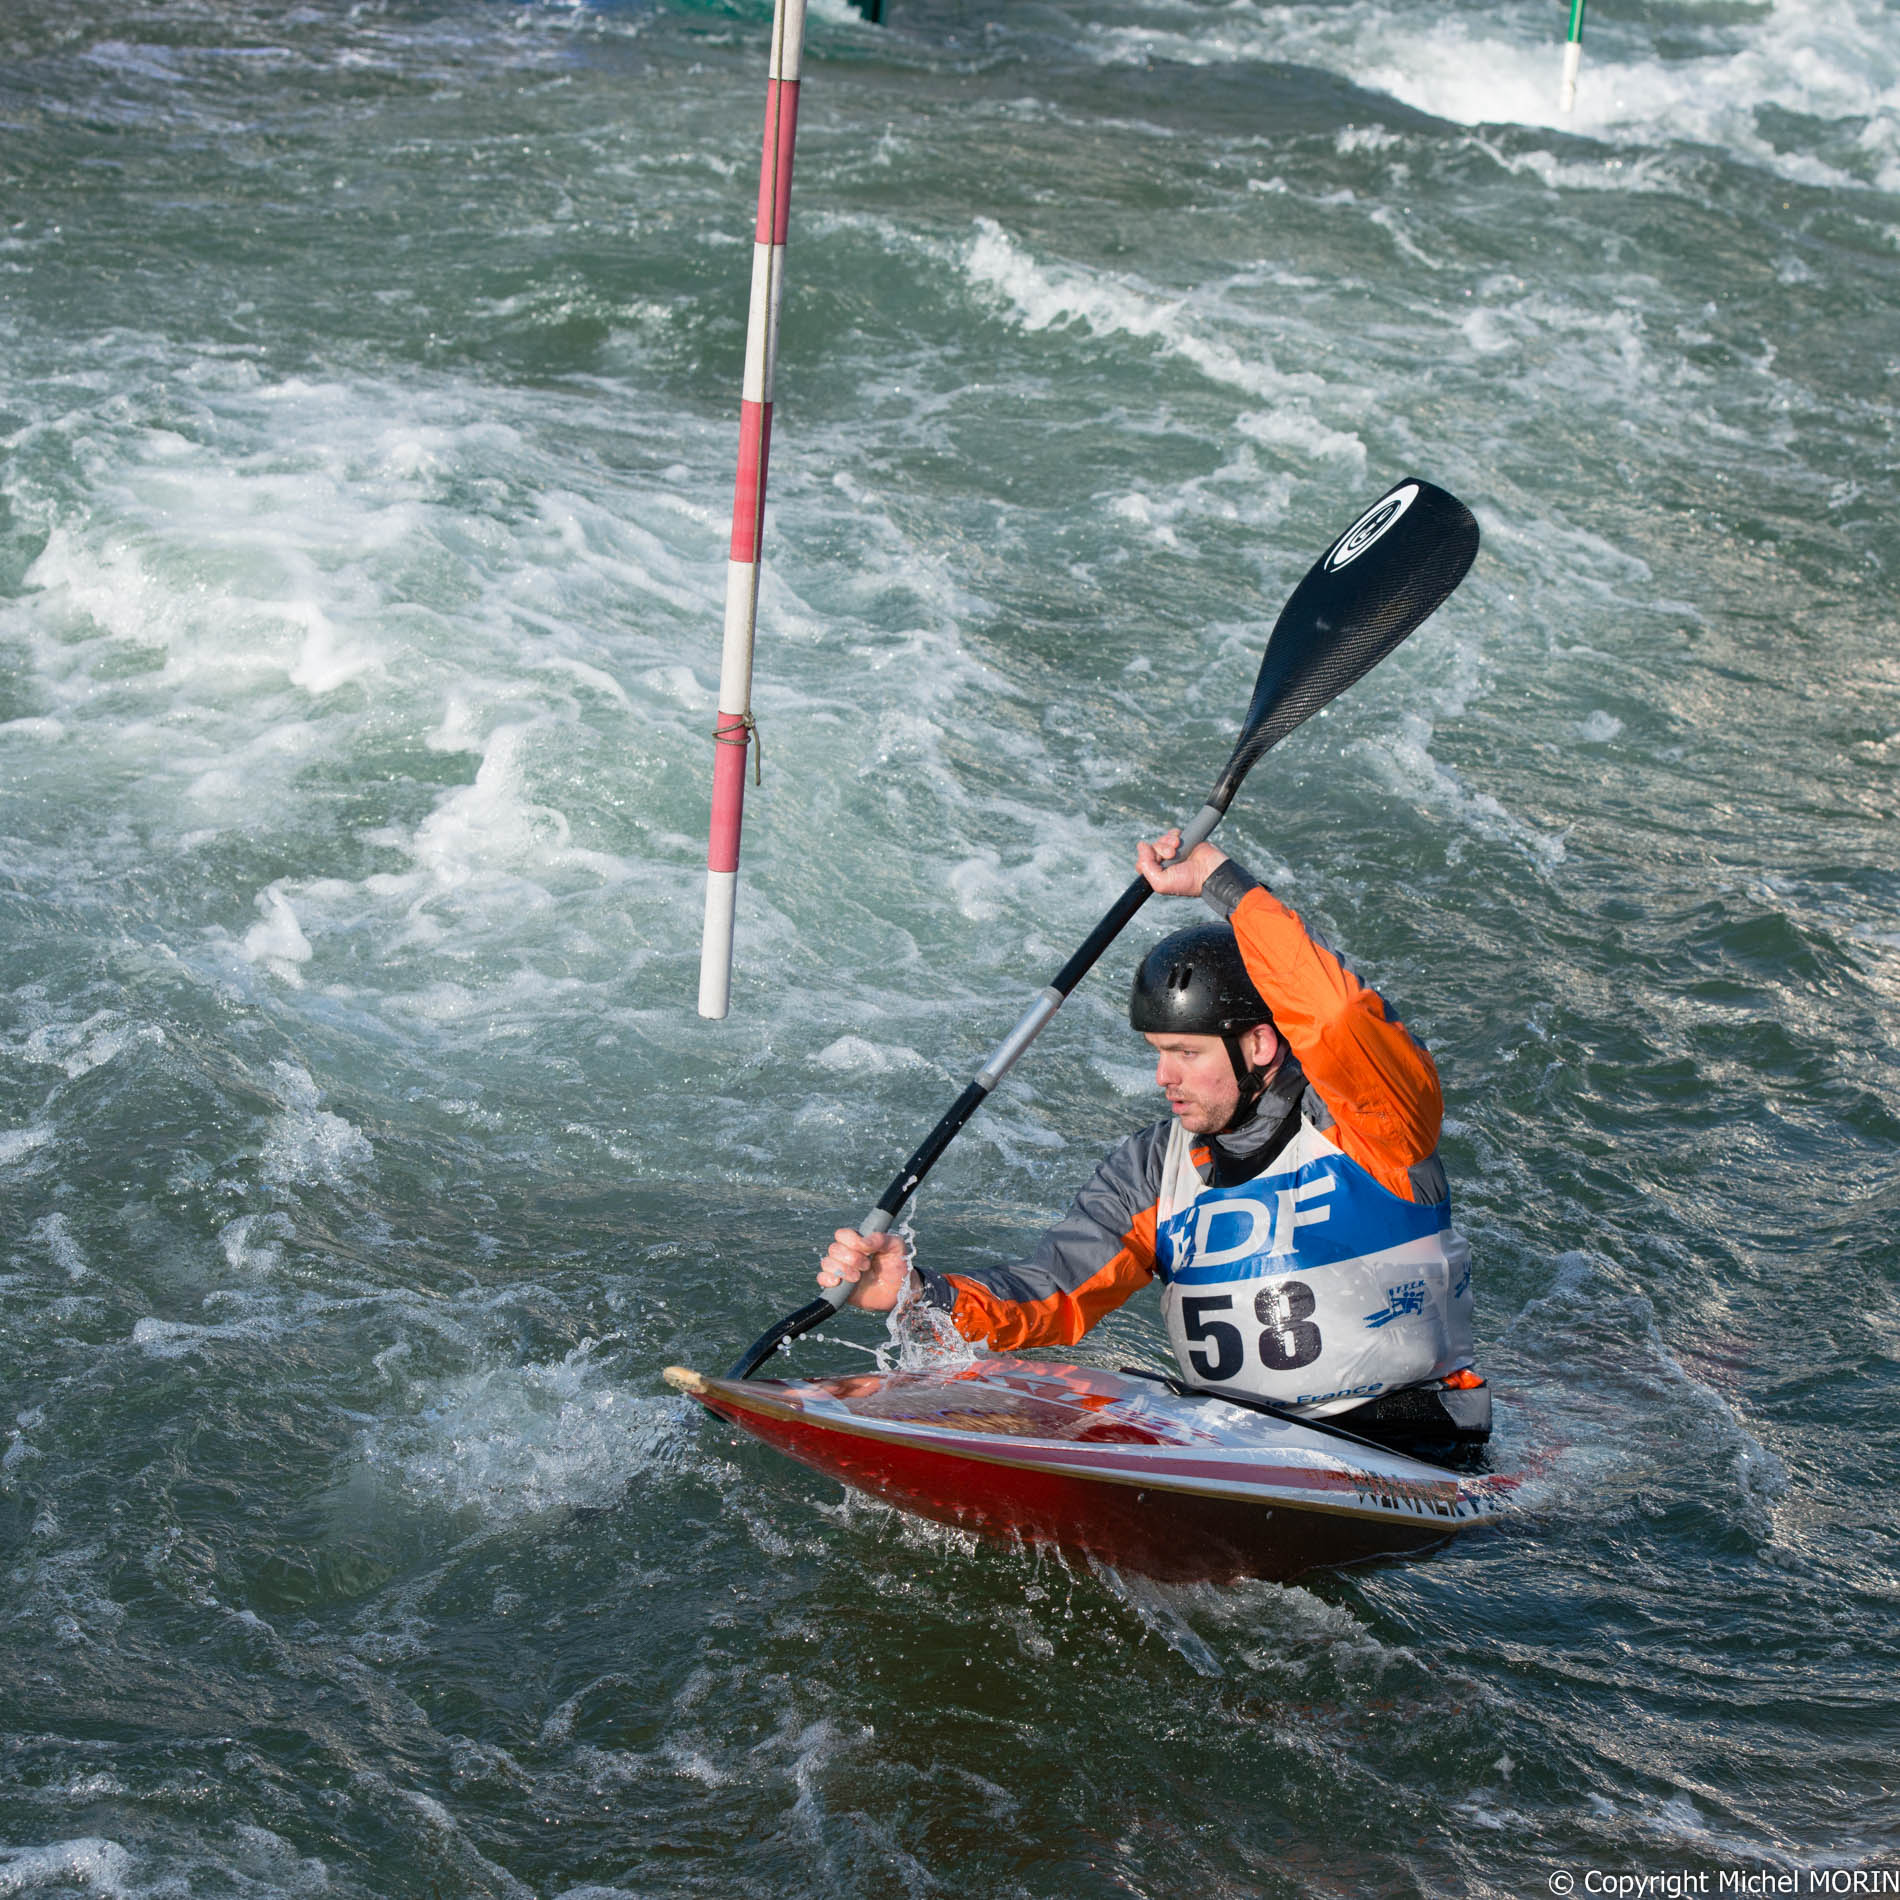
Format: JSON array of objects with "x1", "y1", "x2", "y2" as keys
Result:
[{"x1": 1560, "y1": 0, "x2": 1586, "y2": 111}]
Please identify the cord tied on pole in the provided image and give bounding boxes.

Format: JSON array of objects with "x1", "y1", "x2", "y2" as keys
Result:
[{"x1": 714, "y1": 710, "x2": 763, "y2": 788}]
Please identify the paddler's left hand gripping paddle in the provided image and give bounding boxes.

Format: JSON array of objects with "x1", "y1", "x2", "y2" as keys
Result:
[{"x1": 729, "y1": 477, "x2": 1480, "y2": 1380}]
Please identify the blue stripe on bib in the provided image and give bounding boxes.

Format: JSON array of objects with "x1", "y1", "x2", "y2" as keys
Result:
[{"x1": 1155, "y1": 1154, "x2": 1449, "y2": 1286}]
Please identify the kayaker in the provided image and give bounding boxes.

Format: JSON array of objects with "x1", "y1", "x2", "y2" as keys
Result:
[{"x1": 817, "y1": 830, "x2": 1479, "y2": 1429}]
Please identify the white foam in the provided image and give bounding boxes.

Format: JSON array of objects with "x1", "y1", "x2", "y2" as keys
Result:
[
  {"x1": 259, "y1": 1062, "x2": 373, "y2": 1187},
  {"x1": 812, "y1": 1035, "x2": 928, "y2": 1074},
  {"x1": 344, "y1": 719, "x2": 640, "y2": 958},
  {"x1": 131, "y1": 1313, "x2": 282, "y2": 1359},
  {"x1": 227, "y1": 1826, "x2": 330, "y2": 1894},
  {"x1": 1090, "y1": 1056, "x2": 1160, "y2": 1099},
  {"x1": 963, "y1": 218, "x2": 1330, "y2": 412},
  {"x1": 33, "y1": 1212, "x2": 89, "y2": 1282},
  {"x1": 239, "y1": 884, "x2": 315, "y2": 986},
  {"x1": 1353, "y1": 711, "x2": 1569, "y2": 867},
  {"x1": 0, "y1": 1839, "x2": 135, "y2": 1898},
  {"x1": 18, "y1": 1010, "x2": 165, "y2": 1079},
  {"x1": 942, "y1": 834, "x2": 1126, "y2": 932},
  {"x1": 638, "y1": 663, "x2": 708, "y2": 710},
  {"x1": 427, "y1": 690, "x2": 485, "y2": 755},
  {"x1": 219, "y1": 1212, "x2": 292, "y2": 1274},
  {"x1": 1233, "y1": 407, "x2": 1367, "y2": 469},
  {"x1": 1453, "y1": 1789, "x2": 1532, "y2": 1832},
  {"x1": 362, "y1": 1341, "x2": 689, "y2": 1523},
  {"x1": 1084, "y1": 0, "x2": 1900, "y2": 189},
  {"x1": 20, "y1": 497, "x2": 387, "y2": 700},
  {"x1": 1102, "y1": 448, "x2": 1305, "y2": 556},
  {"x1": 1, "y1": 367, "x2": 726, "y2": 1063},
  {"x1": 10, "y1": 1540, "x2": 129, "y2": 1650},
  {"x1": 0, "y1": 1125, "x2": 55, "y2": 1170}
]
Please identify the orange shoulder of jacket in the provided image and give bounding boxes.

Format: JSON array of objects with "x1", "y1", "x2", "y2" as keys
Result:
[{"x1": 1229, "y1": 884, "x2": 1442, "y2": 1196}]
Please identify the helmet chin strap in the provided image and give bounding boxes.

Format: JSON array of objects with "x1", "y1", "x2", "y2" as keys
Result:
[{"x1": 1218, "y1": 1030, "x2": 1270, "y2": 1135}]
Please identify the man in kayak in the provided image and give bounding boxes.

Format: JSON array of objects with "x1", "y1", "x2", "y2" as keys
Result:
[{"x1": 817, "y1": 830, "x2": 1481, "y2": 1438}]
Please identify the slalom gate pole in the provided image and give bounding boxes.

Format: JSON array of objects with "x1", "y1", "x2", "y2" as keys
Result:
[
  {"x1": 1560, "y1": 0, "x2": 1586, "y2": 111},
  {"x1": 698, "y1": 0, "x2": 808, "y2": 1020}
]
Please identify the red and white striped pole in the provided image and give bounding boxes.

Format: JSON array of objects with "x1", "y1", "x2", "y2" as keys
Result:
[{"x1": 698, "y1": 0, "x2": 807, "y2": 1020}]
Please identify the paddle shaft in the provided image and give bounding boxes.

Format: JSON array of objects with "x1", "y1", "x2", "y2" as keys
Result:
[
  {"x1": 723, "y1": 803, "x2": 1223, "y2": 1377},
  {"x1": 855, "y1": 799, "x2": 1224, "y2": 1243}
]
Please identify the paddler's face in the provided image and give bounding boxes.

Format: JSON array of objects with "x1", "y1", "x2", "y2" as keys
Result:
[{"x1": 1143, "y1": 1025, "x2": 1281, "y2": 1133}]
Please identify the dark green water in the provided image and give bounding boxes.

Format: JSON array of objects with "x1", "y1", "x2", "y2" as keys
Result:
[{"x1": 2, "y1": 0, "x2": 1897, "y2": 1893}]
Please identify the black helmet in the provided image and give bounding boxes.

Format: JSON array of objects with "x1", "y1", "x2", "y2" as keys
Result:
[{"x1": 1129, "y1": 924, "x2": 1272, "y2": 1037}]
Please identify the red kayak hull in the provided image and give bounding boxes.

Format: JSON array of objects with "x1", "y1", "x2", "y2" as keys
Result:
[{"x1": 669, "y1": 1358, "x2": 1508, "y2": 1585}]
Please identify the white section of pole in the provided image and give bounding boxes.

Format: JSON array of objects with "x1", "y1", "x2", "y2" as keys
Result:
[
  {"x1": 1560, "y1": 38, "x2": 1582, "y2": 111},
  {"x1": 774, "y1": 0, "x2": 807, "y2": 80},
  {"x1": 720, "y1": 560, "x2": 761, "y2": 712},
  {"x1": 742, "y1": 242, "x2": 781, "y2": 404},
  {"x1": 698, "y1": 872, "x2": 740, "y2": 1018}
]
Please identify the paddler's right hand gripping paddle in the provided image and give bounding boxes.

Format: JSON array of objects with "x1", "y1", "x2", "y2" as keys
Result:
[{"x1": 729, "y1": 477, "x2": 1479, "y2": 1380}]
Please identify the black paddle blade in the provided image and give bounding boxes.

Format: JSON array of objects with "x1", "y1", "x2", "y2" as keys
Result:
[{"x1": 1209, "y1": 479, "x2": 1478, "y2": 810}]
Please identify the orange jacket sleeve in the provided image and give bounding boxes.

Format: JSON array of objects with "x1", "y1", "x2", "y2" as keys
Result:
[
  {"x1": 920, "y1": 1122, "x2": 1177, "y2": 1351},
  {"x1": 944, "y1": 1206, "x2": 1157, "y2": 1350},
  {"x1": 1229, "y1": 885, "x2": 1443, "y2": 1202}
]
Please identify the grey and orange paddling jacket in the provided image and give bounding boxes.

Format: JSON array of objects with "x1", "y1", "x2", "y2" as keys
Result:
[{"x1": 915, "y1": 861, "x2": 1475, "y2": 1418}]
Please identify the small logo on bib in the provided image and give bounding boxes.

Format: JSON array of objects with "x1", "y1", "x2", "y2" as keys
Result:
[{"x1": 1362, "y1": 1279, "x2": 1427, "y2": 1329}]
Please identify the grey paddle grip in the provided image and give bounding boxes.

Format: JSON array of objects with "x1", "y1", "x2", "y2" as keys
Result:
[
  {"x1": 976, "y1": 985, "x2": 1063, "y2": 1090},
  {"x1": 1177, "y1": 802, "x2": 1225, "y2": 852},
  {"x1": 824, "y1": 1203, "x2": 898, "y2": 1313}
]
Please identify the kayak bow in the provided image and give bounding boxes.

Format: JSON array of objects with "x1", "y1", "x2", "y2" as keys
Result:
[{"x1": 666, "y1": 1356, "x2": 1509, "y2": 1583}]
